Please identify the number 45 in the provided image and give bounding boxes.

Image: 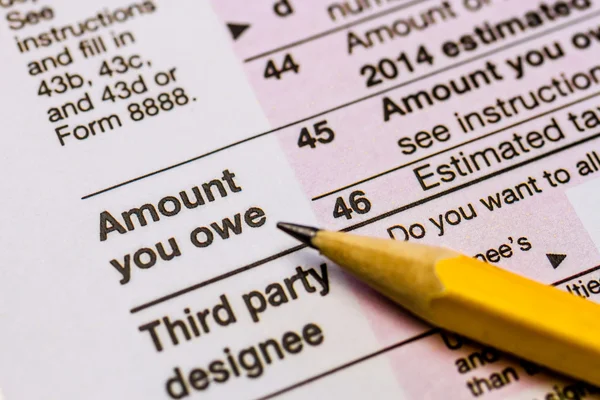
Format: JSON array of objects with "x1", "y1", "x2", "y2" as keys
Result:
[{"x1": 298, "y1": 120, "x2": 335, "y2": 149}]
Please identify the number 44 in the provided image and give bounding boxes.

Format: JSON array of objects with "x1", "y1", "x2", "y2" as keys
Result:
[{"x1": 264, "y1": 53, "x2": 299, "y2": 80}]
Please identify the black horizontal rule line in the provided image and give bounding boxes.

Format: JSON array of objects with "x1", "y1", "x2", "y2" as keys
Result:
[
  {"x1": 129, "y1": 244, "x2": 306, "y2": 314},
  {"x1": 312, "y1": 89, "x2": 600, "y2": 201},
  {"x1": 82, "y1": 10, "x2": 600, "y2": 201},
  {"x1": 81, "y1": 131, "x2": 277, "y2": 200},
  {"x1": 552, "y1": 264, "x2": 600, "y2": 286},
  {"x1": 255, "y1": 265, "x2": 600, "y2": 400},
  {"x1": 341, "y1": 131, "x2": 600, "y2": 233},
  {"x1": 243, "y1": 0, "x2": 430, "y2": 63},
  {"x1": 254, "y1": 329, "x2": 440, "y2": 400},
  {"x1": 129, "y1": 132, "x2": 600, "y2": 314}
]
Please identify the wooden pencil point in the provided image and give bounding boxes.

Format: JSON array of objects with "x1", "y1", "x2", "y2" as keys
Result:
[{"x1": 277, "y1": 222, "x2": 320, "y2": 248}]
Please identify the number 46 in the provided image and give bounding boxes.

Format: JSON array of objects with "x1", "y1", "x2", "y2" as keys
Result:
[{"x1": 333, "y1": 191, "x2": 372, "y2": 220}]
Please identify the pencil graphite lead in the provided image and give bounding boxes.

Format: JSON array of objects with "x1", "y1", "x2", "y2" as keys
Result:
[{"x1": 276, "y1": 222, "x2": 320, "y2": 248}]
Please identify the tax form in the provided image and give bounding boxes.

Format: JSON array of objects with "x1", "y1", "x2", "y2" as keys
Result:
[{"x1": 1, "y1": 0, "x2": 600, "y2": 398}]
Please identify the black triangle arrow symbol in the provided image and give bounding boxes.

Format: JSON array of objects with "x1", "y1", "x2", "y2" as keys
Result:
[
  {"x1": 227, "y1": 23, "x2": 250, "y2": 41},
  {"x1": 546, "y1": 253, "x2": 567, "y2": 269}
]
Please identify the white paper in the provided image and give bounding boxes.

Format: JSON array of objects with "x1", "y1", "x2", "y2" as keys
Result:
[{"x1": 1, "y1": 1, "x2": 600, "y2": 399}]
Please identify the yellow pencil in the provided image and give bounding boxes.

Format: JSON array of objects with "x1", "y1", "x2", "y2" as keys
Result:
[{"x1": 277, "y1": 222, "x2": 600, "y2": 385}]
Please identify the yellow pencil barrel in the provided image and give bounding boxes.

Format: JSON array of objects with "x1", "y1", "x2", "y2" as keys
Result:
[
  {"x1": 290, "y1": 227, "x2": 600, "y2": 386},
  {"x1": 432, "y1": 256, "x2": 600, "y2": 385}
]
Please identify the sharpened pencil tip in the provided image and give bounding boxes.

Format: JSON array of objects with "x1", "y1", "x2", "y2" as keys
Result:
[{"x1": 276, "y1": 222, "x2": 320, "y2": 249}]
